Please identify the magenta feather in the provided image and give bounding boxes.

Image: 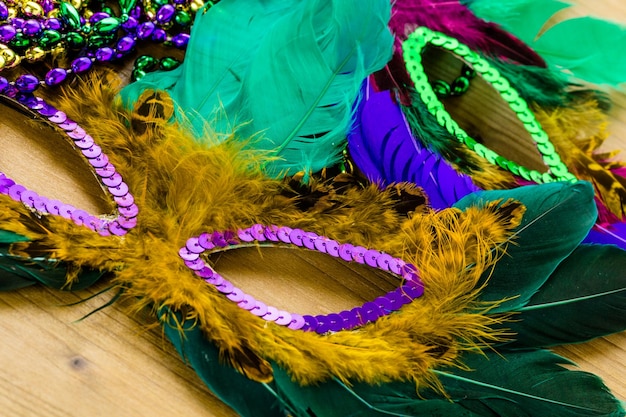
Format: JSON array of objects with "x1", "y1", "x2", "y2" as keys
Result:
[{"x1": 373, "y1": 0, "x2": 546, "y2": 102}]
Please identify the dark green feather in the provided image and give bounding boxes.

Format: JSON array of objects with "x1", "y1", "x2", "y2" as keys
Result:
[
  {"x1": 503, "y1": 244, "x2": 626, "y2": 349},
  {"x1": 427, "y1": 350, "x2": 625, "y2": 417},
  {"x1": 0, "y1": 229, "x2": 104, "y2": 291},
  {"x1": 160, "y1": 308, "x2": 290, "y2": 417},
  {"x1": 454, "y1": 181, "x2": 597, "y2": 312}
]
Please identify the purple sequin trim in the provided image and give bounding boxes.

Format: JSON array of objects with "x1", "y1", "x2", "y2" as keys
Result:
[
  {"x1": 0, "y1": 93, "x2": 137, "y2": 236},
  {"x1": 180, "y1": 224, "x2": 425, "y2": 334}
]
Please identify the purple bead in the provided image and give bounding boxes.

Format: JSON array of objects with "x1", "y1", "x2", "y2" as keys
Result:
[
  {"x1": 23, "y1": 19, "x2": 42, "y2": 36},
  {"x1": 151, "y1": 28, "x2": 167, "y2": 43},
  {"x1": 136, "y1": 21, "x2": 155, "y2": 40},
  {"x1": 171, "y1": 33, "x2": 189, "y2": 49},
  {"x1": 71, "y1": 57, "x2": 93, "y2": 73},
  {"x1": 0, "y1": 2, "x2": 8, "y2": 20},
  {"x1": 40, "y1": 0, "x2": 54, "y2": 14},
  {"x1": 173, "y1": 0, "x2": 186, "y2": 4},
  {"x1": 121, "y1": 15, "x2": 137, "y2": 32},
  {"x1": 44, "y1": 18, "x2": 62, "y2": 31},
  {"x1": 44, "y1": 68, "x2": 67, "y2": 86},
  {"x1": 0, "y1": 76, "x2": 9, "y2": 93},
  {"x1": 116, "y1": 36, "x2": 135, "y2": 53},
  {"x1": 130, "y1": 5, "x2": 141, "y2": 19},
  {"x1": 15, "y1": 74, "x2": 40, "y2": 93},
  {"x1": 0, "y1": 24, "x2": 16, "y2": 42},
  {"x1": 3, "y1": 84, "x2": 17, "y2": 98},
  {"x1": 95, "y1": 47, "x2": 114, "y2": 62},
  {"x1": 89, "y1": 12, "x2": 110, "y2": 23},
  {"x1": 12, "y1": 18, "x2": 25, "y2": 30},
  {"x1": 156, "y1": 4, "x2": 175, "y2": 24}
]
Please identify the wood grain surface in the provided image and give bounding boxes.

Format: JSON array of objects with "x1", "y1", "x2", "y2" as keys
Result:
[{"x1": 1, "y1": 1, "x2": 625, "y2": 416}]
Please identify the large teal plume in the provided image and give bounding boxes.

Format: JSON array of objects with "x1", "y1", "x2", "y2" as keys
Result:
[{"x1": 119, "y1": 0, "x2": 393, "y2": 176}]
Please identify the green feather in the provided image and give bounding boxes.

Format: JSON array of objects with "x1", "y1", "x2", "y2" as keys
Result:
[
  {"x1": 162, "y1": 308, "x2": 625, "y2": 417},
  {"x1": 503, "y1": 244, "x2": 626, "y2": 349},
  {"x1": 120, "y1": 0, "x2": 393, "y2": 176},
  {"x1": 453, "y1": 181, "x2": 597, "y2": 312},
  {"x1": 427, "y1": 350, "x2": 625, "y2": 417},
  {"x1": 0, "y1": 229, "x2": 104, "y2": 291},
  {"x1": 463, "y1": 0, "x2": 626, "y2": 86},
  {"x1": 160, "y1": 308, "x2": 290, "y2": 417}
]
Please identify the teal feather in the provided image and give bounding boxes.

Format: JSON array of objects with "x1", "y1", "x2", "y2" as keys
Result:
[
  {"x1": 120, "y1": 0, "x2": 393, "y2": 176},
  {"x1": 453, "y1": 181, "x2": 597, "y2": 313},
  {"x1": 503, "y1": 244, "x2": 626, "y2": 349},
  {"x1": 463, "y1": 0, "x2": 626, "y2": 86}
]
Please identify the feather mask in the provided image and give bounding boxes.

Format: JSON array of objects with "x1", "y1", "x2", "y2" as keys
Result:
[
  {"x1": 355, "y1": 22, "x2": 626, "y2": 248},
  {"x1": 0, "y1": 73, "x2": 625, "y2": 417}
]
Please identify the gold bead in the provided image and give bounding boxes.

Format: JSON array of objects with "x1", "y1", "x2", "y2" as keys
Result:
[
  {"x1": 22, "y1": 1, "x2": 43, "y2": 16},
  {"x1": 82, "y1": 9, "x2": 93, "y2": 19},
  {"x1": 190, "y1": 0, "x2": 204, "y2": 12},
  {"x1": 4, "y1": 53, "x2": 21, "y2": 68},
  {"x1": 24, "y1": 46, "x2": 46, "y2": 62},
  {"x1": 70, "y1": 0, "x2": 82, "y2": 10},
  {"x1": 48, "y1": 8, "x2": 59, "y2": 18},
  {"x1": 7, "y1": 6, "x2": 17, "y2": 18},
  {"x1": 0, "y1": 56, "x2": 6, "y2": 70}
]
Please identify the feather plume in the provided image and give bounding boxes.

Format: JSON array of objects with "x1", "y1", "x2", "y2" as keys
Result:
[
  {"x1": 120, "y1": 0, "x2": 393, "y2": 176},
  {"x1": 454, "y1": 181, "x2": 598, "y2": 313},
  {"x1": 347, "y1": 81, "x2": 480, "y2": 209},
  {"x1": 503, "y1": 244, "x2": 626, "y2": 349},
  {"x1": 463, "y1": 0, "x2": 626, "y2": 85}
]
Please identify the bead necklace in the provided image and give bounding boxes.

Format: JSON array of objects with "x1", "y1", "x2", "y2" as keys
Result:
[
  {"x1": 402, "y1": 26, "x2": 577, "y2": 185},
  {"x1": 180, "y1": 224, "x2": 425, "y2": 334},
  {"x1": 0, "y1": 88, "x2": 137, "y2": 236},
  {"x1": 0, "y1": 0, "x2": 215, "y2": 90}
]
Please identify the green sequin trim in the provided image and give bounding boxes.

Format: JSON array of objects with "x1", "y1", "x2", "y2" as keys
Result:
[{"x1": 402, "y1": 27, "x2": 576, "y2": 184}]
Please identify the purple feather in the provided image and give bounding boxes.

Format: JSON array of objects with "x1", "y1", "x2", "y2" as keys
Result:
[{"x1": 347, "y1": 82, "x2": 480, "y2": 209}]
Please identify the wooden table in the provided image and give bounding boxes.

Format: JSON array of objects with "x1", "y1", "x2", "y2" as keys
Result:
[{"x1": 0, "y1": 1, "x2": 625, "y2": 416}]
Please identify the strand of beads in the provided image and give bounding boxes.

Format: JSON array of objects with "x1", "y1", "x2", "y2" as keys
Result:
[
  {"x1": 0, "y1": 0, "x2": 215, "y2": 89},
  {"x1": 0, "y1": 86, "x2": 138, "y2": 236},
  {"x1": 180, "y1": 225, "x2": 425, "y2": 334}
]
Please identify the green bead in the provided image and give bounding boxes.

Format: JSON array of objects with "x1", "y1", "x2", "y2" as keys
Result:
[
  {"x1": 59, "y1": 2, "x2": 81, "y2": 30},
  {"x1": 87, "y1": 34, "x2": 113, "y2": 48},
  {"x1": 159, "y1": 56, "x2": 181, "y2": 70},
  {"x1": 118, "y1": 0, "x2": 137, "y2": 15},
  {"x1": 153, "y1": 0, "x2": 168, "y2": 6},
  {"x1": 65, "y1": 32, "x2": 86, "y2": 49},
  {"x1": 101, "y1": 6, "x2": 114, "y2": 15},
  {"x1": 174, "y1": 10, "x2": 191, "y2": 27},
  {"x1": 135, "y1": 54, "x2": 158, "y2": 70},
  {"x1": 94, "y1": 17, "x2": 121, "y2": 34},
  {"x1": 38, "y1": 30, "x2": 62, "y2": 48},
  {"x1": 10, "y1": 33, "x2": 31, "y2": 49},
  {"x1": 131, "y1": 69, "x2": 146, "y2": 81}
]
